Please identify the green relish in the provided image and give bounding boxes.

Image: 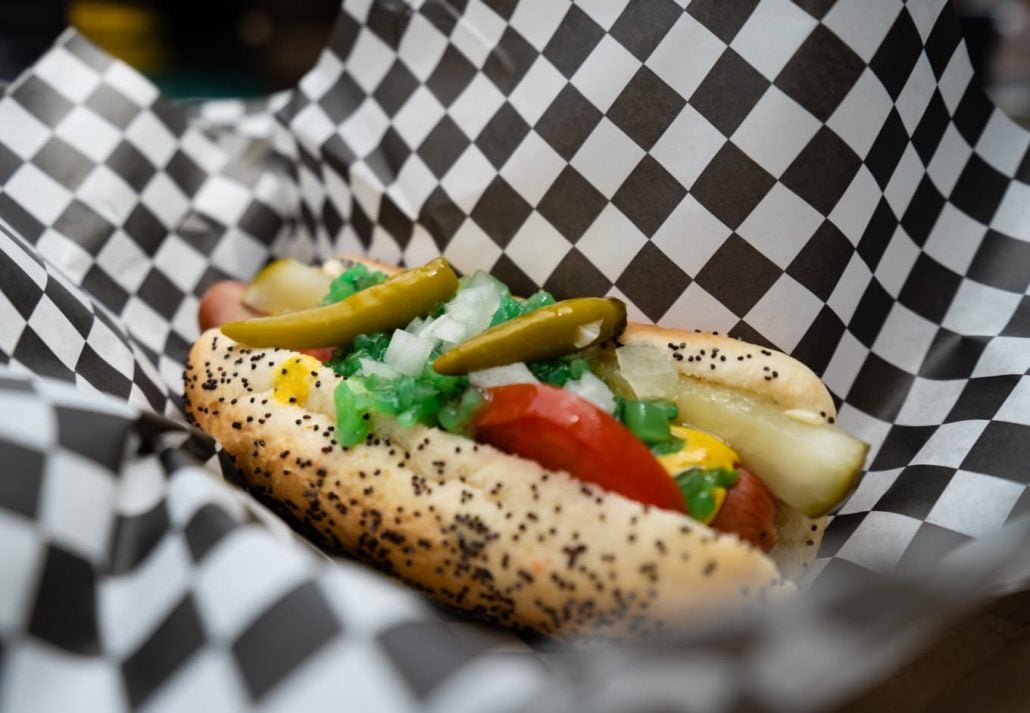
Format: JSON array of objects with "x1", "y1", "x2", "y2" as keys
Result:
[
  {"x1": 614, "y1": 397, "x2": 683, "y2": 454},
  {"x1": 321, "y1": 264, "x2": 387, "y2": 305},
  {"x1": 674, "y1": 467, "x2": 740, "y2": 522}
]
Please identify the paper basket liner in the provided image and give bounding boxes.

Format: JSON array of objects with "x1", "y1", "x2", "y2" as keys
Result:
[{"x1": 1, "y1": 0, "x2": 1029, "y2": 710}]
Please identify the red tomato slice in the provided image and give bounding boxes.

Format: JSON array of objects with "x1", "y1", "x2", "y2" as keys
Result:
[
  {"x1": 473, "y1": 384, "x2": 685, "y2": 512},
  {"x1": 710, "y1": 467, "x2": 777, "y2": 552}
]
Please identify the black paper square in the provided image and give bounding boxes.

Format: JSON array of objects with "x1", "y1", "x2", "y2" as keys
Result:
[
  {"x1": 968, "y1": 230, "x2": 1030, "y2": 293},
  {"x1": 106, "y1": 141, "x2": 157, "y2": 191},
  {"x1": 0, "y1": 242, "x2": 45, "y2": 318},
  {"x1": 150, "y1": 99, "x2": 187, "y2": 135},
  {"x1": 790, "y1": 0, "x2": 835, "y2": 19},
  {"x1": 849, "y1": 280, "x2": 894, "y2": 347},
  {"x1": 56, "y1": 406, "x2": 129, "y2": 472},
  {"x1": 66, "y1": 32, "x2": 113, "y2": 72},
  {"x1": 483, "y1": 27, "x2": 538, "y2": 95},
  {"x1": 366, "y1": 1, "x2": 412, "y2": 49},
  {"x1": 876, "y1": 465, "x2": 954, "y2": 519},
  {"x1": 490, "y1": 253, "x2": 540, "y2": 297},
  {"x1": 898, "y1": 253, "x2": 961, "y2": 323},
  {"x1": 470, "y1": 176, "x2": 532, "y2": 247},
  {"x1": 690, "y1": 50, "x2": 769, "y2": 137},
  {"x1": 85, "y1": 83, "x2": 140, "y2": 129},
  {"x1": 54, "y1": 200, "x2": 115, "y2": 255},
  {"x1": 952, "y1": 84, "x2": 995, "y2": 146},
  {"x1": 695, "y1": 234, "x2": 781, "y2": 316},
  {"x1": 612, "y1": 156, "x2": 686, "y2": 237},
  {"x1": 419, "y1": 0, "x2": 468, "y2": 35},
  {"x1": 782, "y1": 127, "x2": 862, "y2": 214},
  {"x1": 476, "y1": 102, "x2": 531, "y2": 169},
  {"x1": 32, "y1": 137, "x2": 94, "y2": 190},
  {"x1": 901, "y1": 177, "x2": 945, "y2": 246},
  {"x1": 911, "y1": 92, "x2": 950, "y2": 165},
  {"x1": 378, "y1": 621, "x2": 475, "y2": 698},
  {"x1": 925, "y1": 6, "x2": 965, "y2": 78},
  {"x1": 365, "y1": 127, "x2": 412, "y2": 186},
  {"x1": 788, "y1": 221, "x2": 854, "y2": 301},
  {"x1": 864, "y1": 110, "x2": 909, "y2": 189},
  {"x1": 543, "y1": 5, "x2": 605, "y2": 78},
  {"x1": 687, "y1": 0, "x2": 760, "y2": 43},
  {"x1": 419, "y1": 187, "x2": 466, "y2": 249},
  {"x1": 608, "y1": 66, "x2": 686, "y2": 150},
  {"x1": 165, "y1": 150, "x2": 206, "y2": 197},
  {"x1": 0, "y1": 436, "x2": 43, "y2": 518},
  {"x1": 185, "y1": 503, "x2": 237, "y2": 562},
  {"x1": 847, "y1": 353, "x2": 915, "y2": 421},
  {"x1": 870, "y1": 11, "x2": 923, "y2": 100},
  {"x1": 484, "y1": 0, "x2": 516, "y2": 20},
  {"x1": 0, "y1": 194, "x2": 46, "y2": 244},
  {"x1": 426, "y1": 46, "x2": 477, "y2": 106},
  {"x1": 29, "y1": 545, "x2": 98, "y2": 655},
  {"x1": 76, "y1": 345, "x2": 133, "y2": 401},
  {"x1": 690, "y1": 143, "x2": 775, "y2": 229},
  {"x1": 537, "y1": 166, "x2": 606, "y2": 242},
  {"x1": 0, "y1": 142, "x2": 20, "y2": 185},
  {"x1": 11, "y1": 75, "x2": 74, "y2": 126},
  {"x1": 962, "y1": 421, "x2": 1030, "y2": 483},
  {"x1": 109, "y1": 500, "x2": 171, "y2": 575},
  {"x1": 232, "y1": 580, "x2": 342, "y2": 699},
  {"x1": 122, "y1": 596, "x2": 206, "y2": 707},
  {"x1": 13, "y1": 331, "x2": 76, "y2": 383},
  {"x1": 138, "y1": 269, "x2": 185, "y2": 319},
  {"x1": 947, "y1": 375, "x2": 1020, "y2": 422},
  {"x1": 951, "y1": 154, "x2": 1007, "y2": 224},
  {"x1": 610, "y1": 0, "x2": 682, "y2": 61},
  {"x1": 856, "y1": 199, "x2": 898, "y2": 271},
  {"x1": 871, "y1": 430, "x2": 939, "y2": 473},
  {"x1": 237, "y1": 202, "x2": 283, "y2": 251},
  {"x1": 817, "y1": 512, "x2": 866, "y2": 558},
  {"x1": 418, "y1": 115, "x2": 471, "y2": 178},
  {"x1": 374, "y1": 61, "x2": 419, "y2": 116},
  {"x1": 616, "y1": 242, "x2": 690, "y2": 321},
  {"x1": 919, "y1": 328, "x2": 988, "y2": 379},
  {"x1": 897, "y1": 522, "x2": 971, "y2": 570},
  {"x1": 775, "y1": 25, "x2": 865, "y2": 122},
  {"x1": 542, "y1": 248, "x2": 612, "y2": 299},
  {"x1": 44, "y1": 277, "x2": 92, "y2": 338},
  {"x1": 536, "y1": 84, "x2": 603, "y2": 160},
  {"x1": 792, "y1": 306, "x2": 847, "y2": 376},
  {"x1": 1003, "y1": 296, "x2": 1030, "y2": 337},
  {"x1": 378, "y1": 195, "x2": 414, "y2": 248}
]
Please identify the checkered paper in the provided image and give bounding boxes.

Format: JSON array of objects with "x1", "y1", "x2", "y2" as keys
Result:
[{"x1": 3, "y1": 0, "x2": 1030, "y2": 710}]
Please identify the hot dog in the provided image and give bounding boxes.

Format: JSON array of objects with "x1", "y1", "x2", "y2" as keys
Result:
[{"x1": 184, "y1": 257, "x2": 867, "y2": 639}]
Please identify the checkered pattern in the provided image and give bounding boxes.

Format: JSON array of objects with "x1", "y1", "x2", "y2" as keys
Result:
[{"x1": 1, "y1": 0, "x2": 1030, "y2": 710}]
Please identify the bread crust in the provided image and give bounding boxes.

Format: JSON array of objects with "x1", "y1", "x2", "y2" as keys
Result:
[{"x1": 185, "y1": 330, "x2": 797, "y2": 639}]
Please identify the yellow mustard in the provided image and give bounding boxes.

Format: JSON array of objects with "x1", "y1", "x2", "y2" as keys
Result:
[
  {"x1": 657, "y1": 426, "x2": 740, "y2": 524},
  {"x1": 272, "y1": 354, "x2": 322, "y2": 406}
]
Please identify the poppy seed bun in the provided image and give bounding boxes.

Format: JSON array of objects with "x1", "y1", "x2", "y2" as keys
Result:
[{"x1": 185, "y1": 330, "x2": 797, "y2": 639}]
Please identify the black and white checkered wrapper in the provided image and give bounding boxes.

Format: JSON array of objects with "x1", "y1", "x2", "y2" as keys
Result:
[{"x1": 2, "y1": 0, "x2": 1030, "y2": 710}]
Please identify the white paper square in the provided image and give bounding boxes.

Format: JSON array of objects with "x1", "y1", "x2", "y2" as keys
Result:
[
  {"x1": 606, "y1": 284, "x2": 649, "y2": 323},
  {"x1": 449, "y1": 73, "x2": 506, "y2": 139},
  {"x1": 33, "y1": 47, "x2": 101, "y2": 103},
  {"x1": 745, "y1": 274, "x2": 825, "y2": 351},
  {"x1": 299, "y1": 50, "x2": 345, "y2": 100},
  {"x1": 347, "y1": 29, "x2": 396, "y2": 93},
  {"x1": 3, "y1": 641, "x2": 122, "y2": 713},
  {"x1": 875, "y1": 226, "x2": 920, "y2": 297},
  {"x1": 192, "y1": 174, "x2": 252, "y2": 226},
  {"x1": 403, "y1": 224, "x2": 441, "y2": 268},
  {"x1": 0, "y1": 100, "x2": 52, "y2": 159},
  {"x1": 895, "y1": 55, "x2": 937, "y2": 136},
  {"x1": 291, "y1": 102, "x2": 342, "y2": 154},
  {"x1": 908, "y1": 0, "x2": 949, "y2": 40},
  {"x1": 27, "y1": 296, "x2": 83, "y2": 370},
  {"x1": 996, "y1": 376, "x2": 1030, "y2": 426},
  {"x1": 828, "y1": 253, "x2": 874, "y2": 323},
  {"x1": 570, "y1": 118, "x2": 645, "y2": 198},
  {"x1": 837, "y1": 468, "x2": 901, "y2": 516},
  {"x1": 829, "y1": 167, "x2": 882, "y2": 246},
  {"x1": 0, "y1": 514, "x2": 43, "y2": 630},
  {"x1": 912, "y1": 421, "x2": 987, "y2": 469},
  {"x1": 926, "y1": 123, "x2": 973, "y2": 196},
  {"x1": 938, "y1": 43, "x2": 975, "y2": 114},
  {"x1": 0, "y1": 229, "x2": 47, "y2": 288},
  {"x1": 943, "y1": 279, "x2": 1023, "y2": 336},
  {"x1": 731, "y1": 86, "x2": 821, "y2": 178},
  {"x1": 651, "y1": 104, "x2": 725, "y2": 189},
  {"x1": 836, "y1": 510, "x2": 922, "y2": 573},
  {"x1": 153, "y1": 235, "x2": 208, "y2": 292},
  {"x1": 737, "y1": 183, "x2": 824, "y2": 268},
  {"x1": 499, "y1": 129, "x2": 565, "y2": 206},
  {"x1": 348, "y1": 162, "x2": 382, "y2": 222},
  {"x1": 119, "y1": 296, "x2": 168, "y2": 351},
  {"x1": 570, "y1": 34, "x2": 641, "y2": 113},
  {"x1": 41, "y1": 452, "x2": 116, "y2": 563},
  {"x1": 443, "y1": 218, "x2": 503, "y2": 273},
  {"x1": 574, "y1": 0, "x2": 630, "y2": 30},
  {"x1": 872, "y1": 303, "x2": 938, "y2": 373},
  {"x1": 4, "y1": 164, "x2": 73, "y2": 225},
  {"x1": 989, "y1": 181, "x2": 1030, "y2": 241},
  {"x1": 368, "y1": 225, "x2": 404, "y2": 266},
  {"x1": 54, "y1": 106, "x2": 121, "y2": 163},
  {"x1": 884, "y1": 144, "x2": 924, "y2": 218},
  {"x1": 440, "y1": 144, "x2": 496, "y2": 213},
  {"x1": 387, "y1": 154, "x2": 438, "y2": 217},
  {"x1": 651, "y1": 195, "x2": 733, "y2": 277},
  {"x1": 575, "y1": 204, "x2": 647, "y2": 281},
  {"x1": 504, "y1": 211, "x2": 571, "y2": 285},
  {"x1": 648, "y1": 13, "x2": 726, "y2": 100},
  {"x1": 508, "y1": 56, "x2": 566, "y2": 126},
  {"x1": 179, "y1": 130, "x2": 225, "y2": 175},
  {"x1": 138, "y1": 173, "x2": 188, "y2": 229},
  {"x1": 338, "y1": 99, "x2": 390, "y2": 158},
  {"x1": 823, "y1": 0, "x2": 904, "y2": 61},
  {"x1": 95, "y1": 230, "x2": 151, "y2": 292},
  {"x1": 85, "y1": 312, "x2": 135, "y2": 382},
  {"x1": 0, "y1": 293, "x2": 26, "y2": 357},
  {"x1": 821, "y1": 331, "x2": 870, "y2": 399},
  {"x1": 922, "y1": 204, "x2": 984, "y2": 279},
  {"x1": 125, "y1": 111, "x2": 178, "y2": 167},
  {"x1": 38, "y1": 229, "x2": 94, "y2": 286},
  {"x1": 662, "y1": 283, "x2": 739, "y2": 334},
  {"x1": 895, "y1": 376, "x2": 965, "y2": 426},
  {"x1": 509, "y1": 0, "x2": 569, "y2": 50},
  {"x1": 75, "y1": 165, "x2": 137, "y2": 226},
  {"x1": 397, "y1": 15, "x2": 449, "y2": 81},
  {"x1": 142, "y1": 651, "x2": 247, "y2": 713},
  {"x1": 392, "y1": 86, "x2": 446, "y2": 148},
  {"x1": 827, "y1": 70, "x2": 894, "y2": 158},
  {"x1": 732, "y1": 0, "x2": 817, "y2": 80},
  {"x1": 927, "y1": 470, "x2": 1024, "y2": 538},
  {"x1": 978, "y1": 111, "x2": 1030, "y2": 176},
  {"x1": 451, "y1": 0, "x2": 508, "y2": 67},
  {"x1": 208, "y1": 227, "x2": 268, "y2": 279},
  {"x1": 974, "y1": 336, "x2": 1030, "y2": 378},
  {"x1": 103, "y1": 61, "x2": 159, "y2": 106}
]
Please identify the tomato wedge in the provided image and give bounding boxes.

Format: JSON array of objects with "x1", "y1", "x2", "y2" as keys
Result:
[{"x1": 472, "y1": 384, "x2": 685, "y2": 512}]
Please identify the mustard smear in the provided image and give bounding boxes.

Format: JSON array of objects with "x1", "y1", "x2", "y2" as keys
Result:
[
  {"x1": 272, "y1": 354, "x2": 322, "y2": 406},
  {"x1": 657, "y1": 425, "x2": 738, "y2": 475}
]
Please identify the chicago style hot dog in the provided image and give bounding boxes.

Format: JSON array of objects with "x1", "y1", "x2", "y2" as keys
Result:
[{"x1": 184, "y1": 257, "x2": 867, "y2": 638}]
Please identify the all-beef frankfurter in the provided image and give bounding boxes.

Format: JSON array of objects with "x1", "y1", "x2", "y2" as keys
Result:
[{"x1": 184, "y1": 256, "x2": 868, "y2": 639}]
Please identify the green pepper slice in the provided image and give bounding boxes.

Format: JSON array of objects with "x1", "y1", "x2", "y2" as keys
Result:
[
  {"x1": 222, "y1": 257, "x2": 458, "y2": 349},
  {"x1": 432, "y1": 297, "x2": 627, "y2": 375}
]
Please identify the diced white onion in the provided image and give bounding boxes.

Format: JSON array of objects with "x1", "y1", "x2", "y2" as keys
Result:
[
  {"x1": 419, "y1": 314, "x2": 466, "y2": 343},
  {"x1": 359, "y1": 357, "x2": 402, "y2": 379},
  {"x1": 384, "y1": 329, "x2": 435, "y2": 377},
  {"x1": 573, "y1": 319, "x2": 603, "y2": 348},
  {"x1": 469, "y1": 363, "x2": 539, "y2": 388},
  {"x1": 446, "y1": 283, "x2": 500, "y2": 339},
  {"x1": 616, "y1": 342, "x2": 679, "y2": 400},
  {"x1": 564, "y1": 371, "x2": 617, "y2": 413}
]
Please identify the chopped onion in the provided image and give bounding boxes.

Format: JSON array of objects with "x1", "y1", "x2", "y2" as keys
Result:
[
  {"x1": 446, "y1": 283, "x2": 500, "y2": 338},
  {"x1": 469, "y1": 363, "x2": 539, "y2": 388},
  {"x1": 574, "y1": 319, "x2": 603, "y2": 348},
  {"x1": 384, "y1": 329, "x2": 435, "y2": 377},
  {"x1": 564, "y1": 372, "x2": 617, "y2": 413},
  {"x1": 359, "y1": 357, "x2": 402, "y2": 380},
  {"x1": 419, "y1": 314, "x2": 466, "y2": 343},
  {"x1": 616, "y1": 342, "x2": 679, "y2": 400}
]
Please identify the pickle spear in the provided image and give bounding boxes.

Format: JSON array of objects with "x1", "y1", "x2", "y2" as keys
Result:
[
  {"x1": 222, "y1": 258, "x2": 458, "y2": 349},
  {"x1": 433, "y1": 297, "x2": 626, "y2": 375}
]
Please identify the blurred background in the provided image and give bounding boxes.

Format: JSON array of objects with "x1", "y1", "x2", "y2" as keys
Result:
[{"x1": 4, "y1": 0, "x2": 1030, "y2": 123}]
